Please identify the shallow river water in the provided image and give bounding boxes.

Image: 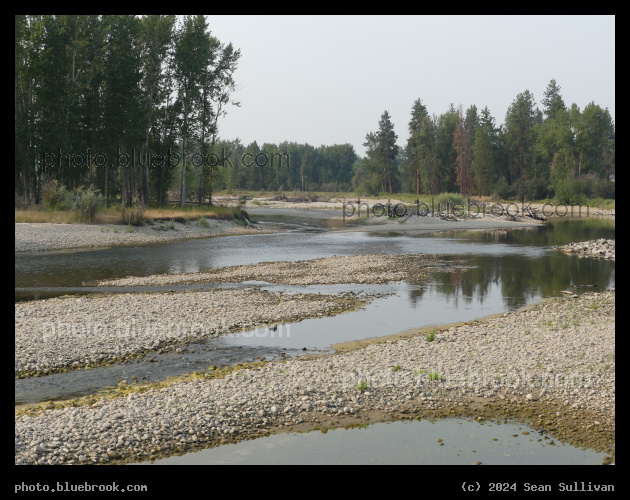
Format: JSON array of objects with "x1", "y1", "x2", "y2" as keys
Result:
[{"x1": 15, "y1": 216, "x2": 615, "y2": 465}]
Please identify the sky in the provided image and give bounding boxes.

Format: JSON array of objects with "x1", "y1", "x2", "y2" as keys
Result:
[{"x1": 207, "y1": 15, "x2": 615, "y2": 157}]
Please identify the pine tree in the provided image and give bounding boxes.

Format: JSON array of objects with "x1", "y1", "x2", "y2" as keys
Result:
[{"x1": 364, "y1": 111, "x2": 399, "y2": 194}]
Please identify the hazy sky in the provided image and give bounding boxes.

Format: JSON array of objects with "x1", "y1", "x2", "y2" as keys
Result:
[{"x1": 208, "y1": 15, "x2": 615, "y2": 157}]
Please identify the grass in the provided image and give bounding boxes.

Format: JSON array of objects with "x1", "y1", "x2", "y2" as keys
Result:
[
  {"x1": 392, "y1": 365, "x2": 402, "y2": 372},
  {"x1": 428, "y1": 372, "x2": 444, "y2": 381},
  {"x1": 425, "y1": 328, "x2": 436, "y2": 342},
  {"x1": 15, "y1": 202, "x2": 242, "y2": 225},
  {"x1": 356, "y1": 380, "x2": 368, "y2": 393}
]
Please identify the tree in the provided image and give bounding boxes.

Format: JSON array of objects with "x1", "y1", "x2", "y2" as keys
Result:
[
  {"x1": 406, "y1": 99, "x2": 429, "y2": 195},
  {"x1": 454, "y1": 105, "x2": 478, "y2": 195},
  {"x1": 173, "y1": 15, "x2": 212, "y2": 207},
  {"x1": 139, "y1": 15, "x2": 176, "y2": 205},
  {"x1": 541, "y1": 79, "x2": 566, "y2": 120},
  {"x1": 578, "y1": 102, "x2": 615, "y2": 179},
  {"x1": 434, "y1": 104, "x2": 459, "y2": 192},
  {"x1": 505, "y1": 90, "x2": 538, "y2": 182},
  {"x1": 471, "y1": 126, "x2": 492, "y2": 196},
  {"x1": 197, "y1": 40, "x2": 241, "y2": 205},
  {"x1": 364, "y1": 111, "x2": 399, "y2": 194},
  {"x1": 100, "y1": 15, "x2": 144, "y2": 209}
]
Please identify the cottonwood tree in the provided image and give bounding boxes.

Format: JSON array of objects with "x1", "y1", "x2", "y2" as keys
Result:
[
  {"x1": 138, "y1": 15, "x2": 176, "y2": 205},
  {"x1": 173, "y1": 15, "x2": 212, "y2": 207}
]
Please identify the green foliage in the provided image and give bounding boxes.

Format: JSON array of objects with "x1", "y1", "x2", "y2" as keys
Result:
[
  {"x1": 39, "y1": 178, "x2": 104, "y2": 222},
  {"x1": 425, "y1": 329, "x2": 436, "y2": 342},
  {"x1": 511, "y1": 178, "x2": 550, "y2": 201},
  {"x1": 15, "y1": 26, "x2": 613, "y2": 207},
  {"x1": 552, "y1": 178, "x2": 611, "y2": 205},
  {"x1": 593, "y1": 181, "x2": 615, "y2": 200},
  {"x1": 78, "y1": 186, "x2": 104, "y2": 222},
  {"x1": 435, "y1": 192, "x2": 464, "y2": 206},
  {"x1": 41, "y1": 178, "x2": 61, "y2": 208},
  {"x1": 363, "y1": 111, "x2": 399, "y2": 194},
  {"x1": 356, "y1": 380, "x2": 368, "y2": 393}
]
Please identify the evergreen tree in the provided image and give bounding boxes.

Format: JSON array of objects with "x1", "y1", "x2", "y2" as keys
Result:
[
  {"x1": 364, "y1": 111, "x2": 399, "y2": 194},
  {"x1": 505, "y1": 90, "x2": 539, "y2": 182},
  {"x1": 542, "y1": 79, "x2": 566, "y2": 119}
]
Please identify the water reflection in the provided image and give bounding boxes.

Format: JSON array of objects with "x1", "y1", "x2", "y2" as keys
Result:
[
  {"x1": 417, "y1": 252, "x2": 614, "y2": 310},
  {"x1": 15, "y1": 219, "x2": 615, "y2": 311},
  {"x1": 136, "y1": 418, "x2": 611, "y2": 466}
]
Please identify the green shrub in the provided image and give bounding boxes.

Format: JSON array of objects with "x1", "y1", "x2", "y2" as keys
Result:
[
  {"x1": 41, "y1": 178, "x2": 61, "y2": 208},
  {"x1": 593, "y1": 180, "x2": 615, "y2": 199},
  {"x1": 357, "y1": 380, "x2": 368, "y2": 393},
  {"x1": 435, "y1": 192, "x2": 464, "y2": 207},
  {"x1": 78, "y1": 186, "x2": 104, "y2": 222},
  {"x1": 494, "y1": 178, "x2": 515, "y2": 200}
]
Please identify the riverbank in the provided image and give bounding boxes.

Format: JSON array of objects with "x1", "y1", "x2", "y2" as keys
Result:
[
  {"x1": 15, "y1": 201, "x2": 544, "y2": 253},
  {"x1": 14, "y1": 219, "x2": 271, "y2": 253},
  {"x1": 15, "y1": 289, "x2": 614, "y2": 465}
]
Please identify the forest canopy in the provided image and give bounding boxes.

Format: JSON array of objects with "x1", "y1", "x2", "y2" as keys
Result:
[{"x1": 15, "y1": 15, "x2": 614, "y2": 207}]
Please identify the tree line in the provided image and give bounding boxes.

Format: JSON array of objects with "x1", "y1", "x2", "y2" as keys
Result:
[
  {"x1": 15, "y1": 14, "x2": 240, "y2": 208},
  {"x1": 16, "y1": 17, "x2": 614, "y2": 208},
  {"x1": 360, "y1": 80, "x2": 614, "y2": 204}
]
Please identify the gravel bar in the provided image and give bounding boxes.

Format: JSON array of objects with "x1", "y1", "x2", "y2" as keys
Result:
[
  {"x1": 15, "y1": 220, "x2": 266, "y2": 253},
  {"x1": 15, "y1": 288, "x2": 370, "y2": 378},
  {"x1": 15, "y1": 290, "x2": 615, "y2": 465},
  {"x1": 94, "y1": 253, "x2": 448, "y2": 287},
  {"x1": 554, "y1": 238, "x2": 615, "y2": 260}
]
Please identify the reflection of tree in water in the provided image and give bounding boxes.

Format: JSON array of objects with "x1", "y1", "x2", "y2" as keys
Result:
[
  {"x1": 409, "y1": 252, "x2": 615, "y2": 311},
  {"x1": 429, "y1": 218, "x2": 615, "y2": 248}
]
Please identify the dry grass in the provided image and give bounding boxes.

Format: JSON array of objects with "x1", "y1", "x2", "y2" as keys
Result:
[{"x1": 15, "y1": 204, "x2": 240, "y2": 225}]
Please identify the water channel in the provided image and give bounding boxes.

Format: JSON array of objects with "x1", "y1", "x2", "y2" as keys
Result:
[{"x1": 15, "y1": 215, "x2": 615, "y2": 465}]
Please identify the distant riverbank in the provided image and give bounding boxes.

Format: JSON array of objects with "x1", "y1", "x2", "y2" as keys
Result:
[
  {"x1": 15, "y1": 199, "x2": 549, "y2": 253},
  {"x1": 14, "y1": 219, "x2": 269, "y2": 253}
]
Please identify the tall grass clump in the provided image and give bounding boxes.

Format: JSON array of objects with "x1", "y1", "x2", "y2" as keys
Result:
[{"x1": 122, "y1": 196, "x2": 146, "y2": 226}]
